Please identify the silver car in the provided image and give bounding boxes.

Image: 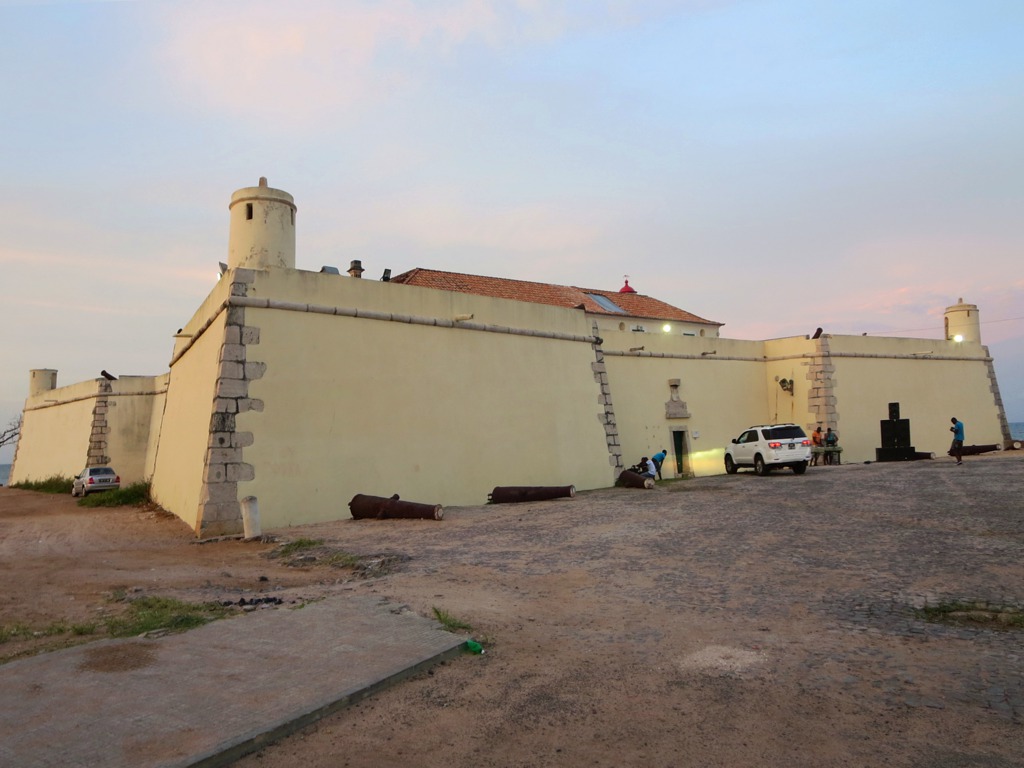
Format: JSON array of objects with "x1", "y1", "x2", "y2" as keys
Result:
[{"x1": 72, "y1": 466, "x2": 120, "y2": 496}]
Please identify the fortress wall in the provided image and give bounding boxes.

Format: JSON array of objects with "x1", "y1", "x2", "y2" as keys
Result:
[
  {"x1": 10, "y1": 378, "x2": 98, "y2": 483},
  {"x1": 143, "y1": 374, "x2": 171, "y2": 480},
  {"x1": 248, "y1": 266, "x2": 589, "y2": 332},
  {"x1": 825, "y1": 335, "x2": 1004, "y2": 461},
  {"x1": 601, "y1": 332, "x2": 771, "y2": 477},
  {"x1": 171, "y1": 279, "x2": 234, "y2": 361},
  {"x1": 103, "y1": 377, "x2": 169, "y2": 485},
  {"x1": 763, "y1": 336, "x2": 818, "y2": 431},
  {"x1": 149, "y1": 314, "x2": 225, "y2": 532},
  {"x1": 230, "y1": 270, "x2": 610, "y2": 528}
]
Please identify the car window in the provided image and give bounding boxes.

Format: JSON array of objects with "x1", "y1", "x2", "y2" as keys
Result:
[
  {"x1": 740, "y1": 430, "x2": 757, "y2": 443},
  {"x1": 765, "y1": 426, "x2": 806, "y2": 439},
  {"x1": 90, "y1": 467, "x2": 116, "y2": 476}
]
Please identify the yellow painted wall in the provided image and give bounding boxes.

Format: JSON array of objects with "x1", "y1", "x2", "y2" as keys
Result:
[
  {"x1": 105, "y1": 377, "x2": 167, "y2": 485},
  {"x1": 143, "y1": 375, "x2": 170, "y2": 480},
  {"x1": 826, "y1": 335, "x2": 1002, "y2": 462},
  {"x1": 10, "y1": 379, "x2": 98, "y2": 483},
  {"x1": 149, "y1": 314, "x2": 225, "y2": 531},
  {"x1": 602, "y1": 332, "x2": 771, "y2": 477},
  {"x1": 233, "y1": 270, "x2": 611, "y2": 528},
  {"x1": 763, "y1": 336, "x2": 816, "y2": 430}
]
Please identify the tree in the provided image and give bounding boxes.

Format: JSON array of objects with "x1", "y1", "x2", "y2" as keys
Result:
[{"x1": 1, "y1": 416, "x2": 21, "y2": 451}]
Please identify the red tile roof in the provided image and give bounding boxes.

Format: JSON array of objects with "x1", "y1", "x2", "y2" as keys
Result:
[{"x1": 390, "y1": 268, "x2": 721, "y2": 326}]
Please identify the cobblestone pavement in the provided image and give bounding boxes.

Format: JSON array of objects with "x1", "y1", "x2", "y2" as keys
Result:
[{"x1": 243, "y1": 452, "x2": 1024, "y2": 768}]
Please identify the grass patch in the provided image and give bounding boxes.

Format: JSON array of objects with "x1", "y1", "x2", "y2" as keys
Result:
[
  {"x1": 78, "y1": 481, "x2": 151, "y2": 508},
  {"x1": 432, "y1": 607, "x2": 472, "y2": 633},
  {"x1": 105, "y1": 596, "x2": 232, "y2": 638},
  {"x1": 325, "y1": 551, "x2": 361, "y2": 568},
  {"x1": 916, "y1": 601, "x2": 1024, "y2": 630},
  {"x1": 10, "y1": 475, "x2": 74, "y2": 494},
  {"x1": 0, "y1": 619, "x2": 91, "y2": 645},
  {"x1": 275, "y1": 538, "x2": 324, "y2": 557}
]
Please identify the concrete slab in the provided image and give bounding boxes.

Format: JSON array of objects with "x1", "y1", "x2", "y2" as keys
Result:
[{"x1": 0, "y1": 595, "x2": 466, "y2": 768}]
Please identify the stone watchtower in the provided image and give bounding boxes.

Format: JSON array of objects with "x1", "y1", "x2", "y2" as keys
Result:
[
  {"x1": 944, "y1": 298, "x2": 981, "y2": 344},
  {"x1": 227, "y1": 177, "x2": 297, "y2": 271}
]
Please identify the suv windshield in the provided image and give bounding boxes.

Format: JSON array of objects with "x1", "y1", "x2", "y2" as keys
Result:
[{"x1": 764, "y1": 426, "x2": 806, "y2": 440}]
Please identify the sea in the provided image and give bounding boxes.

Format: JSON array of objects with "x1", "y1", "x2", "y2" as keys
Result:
[{"x1": 1, "y1": 423, "x2": 1022, "y2": 487}]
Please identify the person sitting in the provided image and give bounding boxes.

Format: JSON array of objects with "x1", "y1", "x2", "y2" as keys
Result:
[
  {"x1": 637, "y1": 457, "x2": 657, "y2": 479},
  {"x1": 825, "y1": 428, "x2": 839, "y2": 464},
  {"x1": 651, "y1": 448, "x2": 667, "y2": 480}
]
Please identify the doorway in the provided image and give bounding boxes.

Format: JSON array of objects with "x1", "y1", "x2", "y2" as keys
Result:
[{"x1": 671, "y1": 430, "x2": 690, "y2": 477}]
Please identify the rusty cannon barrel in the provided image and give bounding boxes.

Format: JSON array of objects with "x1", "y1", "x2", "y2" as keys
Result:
[
  {"x1": 615, "y1": 470, "x2": 654, "y2": 489},
  {"x1": 488, "y1": 485, "x2": 576, "y2": 504},
  {"x1": 349, "y1": 493, "x2": 443, "y2": 521},
  {"x1": 948, "y1": 444, "x2": 1001, "y2": 457}
]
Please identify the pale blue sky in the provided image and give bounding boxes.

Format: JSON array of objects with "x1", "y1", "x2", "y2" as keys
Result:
[{"x1": 2, "y1": 0, "x2": 1022, "y2": 461}]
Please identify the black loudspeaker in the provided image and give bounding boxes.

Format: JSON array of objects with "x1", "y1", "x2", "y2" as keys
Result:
[
  {"x1": 888, "y1": 402, "x2": 900, "y2": 421},
  {"x1": 876, "y1": 446, "x2": 917, "y2": 462},
  {"x1": 880, "y1": 419, "x2": 912, "y2": 448}
]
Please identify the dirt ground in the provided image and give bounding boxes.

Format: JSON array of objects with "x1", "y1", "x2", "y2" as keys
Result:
[{"x1": 2, "y1": 453, "x2": 1023, "y2": 767}]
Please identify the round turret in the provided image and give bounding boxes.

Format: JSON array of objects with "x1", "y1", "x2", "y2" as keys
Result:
[
  {"x1": 28, "y1": 369, "x2": 57, "y2": 398},
  {"x1": 227, "y1": 177, "x2": 296, "y2": 270},
  {"x1": 944, "y1": 298, "x2": 981, "y2": 344}
]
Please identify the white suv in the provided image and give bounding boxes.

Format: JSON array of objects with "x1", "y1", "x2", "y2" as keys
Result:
[{"x1": 724, "y1": 424, "x2": 811, "y2": 476}]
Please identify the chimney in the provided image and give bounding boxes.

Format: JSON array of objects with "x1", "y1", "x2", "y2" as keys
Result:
[{"x1": 348, "y1": 260, "x2": 364, "y2": 278}]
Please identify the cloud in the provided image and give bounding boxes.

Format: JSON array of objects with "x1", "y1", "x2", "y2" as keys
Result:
[
  {"x1": 153, "y1": 1, "x2": 513, "y2": 126},
  {"x1": 151, "y1": 0, "x2": 717, "y2": 127}
]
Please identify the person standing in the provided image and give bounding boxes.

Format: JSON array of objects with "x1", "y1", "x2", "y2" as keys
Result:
[
  {"x1": 810, "y1": 427, "x2": 823, "y2": 466},
  {"x1": 652, "y1": 448, "x2": 667, "y2": 480},
  {"x1": 950, "y1": 417, "x2": 965, "y2": 465}
]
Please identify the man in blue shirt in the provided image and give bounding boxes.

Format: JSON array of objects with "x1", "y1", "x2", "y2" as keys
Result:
[
  {"x1": 950, "y1": 417, "x2": 965, "y2": 465},
  {"x1": 651, "y1": 449, "x2": 668, "y2": 480}
]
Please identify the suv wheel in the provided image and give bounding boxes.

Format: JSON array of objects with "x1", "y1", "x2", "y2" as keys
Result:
[
  {"x1": 753, "y1": 455, "x2": 768, "y2": 476},
  {"x1": 724, "y1": 455, "x2": 737, "y2": 474},
  {"x1": 792, "y1": 461, "x2": 808, "y2": 475}
]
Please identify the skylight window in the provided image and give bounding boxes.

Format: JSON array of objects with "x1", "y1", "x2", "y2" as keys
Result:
[{"x1": 585, "y1": 293, "x2": 626, "y2": 314}]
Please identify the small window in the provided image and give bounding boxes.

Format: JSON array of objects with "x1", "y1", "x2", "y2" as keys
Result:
[{"x1": 246, "y1": 203, "x2": 253, "y2": 220}]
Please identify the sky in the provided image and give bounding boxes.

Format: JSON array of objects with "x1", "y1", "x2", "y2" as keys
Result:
[{"x1": 2, "y1": 0, "x2": 1022, "y2": 462}]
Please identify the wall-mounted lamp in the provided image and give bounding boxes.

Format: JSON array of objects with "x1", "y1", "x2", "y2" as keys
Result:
[
  {"x1": 629, "y1": 346, "x2": 645, "y2": 352},
  {"x1": 381, "y1": 268, "x2": 391, "y2": 282},
  {"x1": 454, "y1": 313, "x2": 474, "y2": 322},
  {"x1": 217, "y1": 262, "x2": 229, "y2": 280},
  {"x1": 700, "y1": 350, "x2": 717, "y2": 356},
  {"x1": 320, "y1": 266, "x2": 341, "y2": 275},
  {"x1": 662, "y1": 324, "x2": 672, "y2": 333},
  {"x1": 952, "y1": 334, "x2": 964, "y2": 343},
  {"x1": 778, "y1": 377, "x2": 794, "y2": 394}
]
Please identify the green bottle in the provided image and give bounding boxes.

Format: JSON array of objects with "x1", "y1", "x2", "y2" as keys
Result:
[{"x1": 465, "y1": 639, "x2": 484, "y2": 654}]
